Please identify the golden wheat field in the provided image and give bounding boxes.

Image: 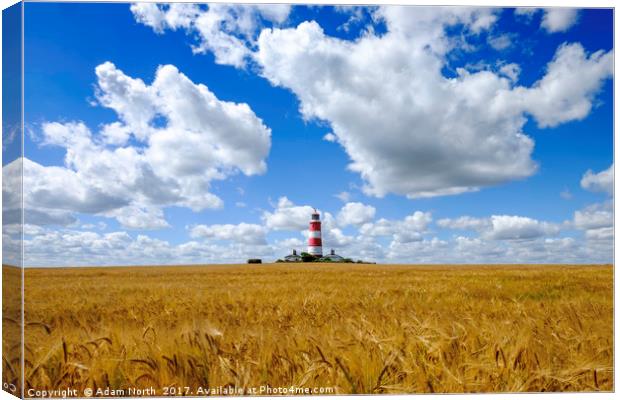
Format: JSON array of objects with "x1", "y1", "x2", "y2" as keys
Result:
[{"x1": 2, "y1": 263, "x2": 614, "y2": 396}]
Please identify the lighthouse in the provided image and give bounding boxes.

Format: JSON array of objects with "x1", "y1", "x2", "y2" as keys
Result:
[{"x1": 307, "y1": 209, "x2": 323, "y2": 257}]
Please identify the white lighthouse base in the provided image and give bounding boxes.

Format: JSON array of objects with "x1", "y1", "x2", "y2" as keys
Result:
[{"x1": 308, "y1": 246, "x2": 323, "y2": 257}]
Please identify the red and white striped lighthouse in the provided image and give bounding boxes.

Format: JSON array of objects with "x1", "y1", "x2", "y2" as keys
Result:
[{"x1": 308, "y1": 209, "x2": 323, "y2": 257}]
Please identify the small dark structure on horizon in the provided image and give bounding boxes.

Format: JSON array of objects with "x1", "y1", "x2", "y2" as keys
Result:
[{"x1": 247, "y1": 258, "x2": 262, "y2": 264}]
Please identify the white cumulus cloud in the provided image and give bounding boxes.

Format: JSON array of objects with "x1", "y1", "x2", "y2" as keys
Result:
[
  {"x1": 337, "y1": 202, "x2": 376, "y2": 226},
  {"x1": 131, "y1": 3, "x2": 291, "y2": 68},
  {"x1": 541, "y1": 8, "x2": 579, "y2": 33},
  {"x1": 439, "y1": 214, "x2": 559, "y2": 240},
  {"x1": 498, "y1": 63, "x2": 520, "y2": 83},
  {"x1": 262, "y1": 197, "x2": 316, "y2": 231},
  {"x1": 581, "y1": 164, "x2": 613, "y2": 195},
  {"x1": 254, "y1": 8, "x2": 612, "y2": 199},
  {"x1": 437, "y1": 215, "x2": 490, "y2": 231},
  {"x1": 512, "y1": 43, "x2": 613, "y2": 128},
  {"x1": 360, "y1": 211, "x2": 432, "y2": 244},
  {"x1": 132, "y1": 5, "x2": 612, "y2": 201},
  {"x1": 190, "y1": 222, "x2": 268, "y2": 244},
  {"x1": 514, "y1": 8, "x2": 537, "y2": 20},
  {"x1": 323, "y1": 132, "x2": 337, "y2": 142},
  {"x1": 485, "y1": 215, "x2": 560, "y2": 240},
  {"x1": 585, "y1": 227, "x2": 613, "y2": 241},
  {"x1": 573, "y1": 201, "x2": 612, "y2": 231},
  {"x1": 334, "y1": 191, "x2": 351, "y2": 202},
  {"x1": 10, "y1": 62, "x2": 271, "y2": 229}
]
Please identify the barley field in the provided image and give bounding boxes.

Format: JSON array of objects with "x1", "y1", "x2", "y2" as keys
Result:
[{"x1": 3, "y1": 263, "x2": 614, "y2": 396}]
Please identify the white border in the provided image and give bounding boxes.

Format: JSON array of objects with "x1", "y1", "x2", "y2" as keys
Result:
[{"x1": 0, "y1": 1, "x2": 615, "y2": 400}]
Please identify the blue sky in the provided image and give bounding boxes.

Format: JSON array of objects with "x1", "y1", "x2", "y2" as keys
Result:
[
  {"x1": 2, "y1": 3, "x2": 21, "y2": 165},
  {"x1": 3, "y1": 3, "x2": 613, "y2": 266}
]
